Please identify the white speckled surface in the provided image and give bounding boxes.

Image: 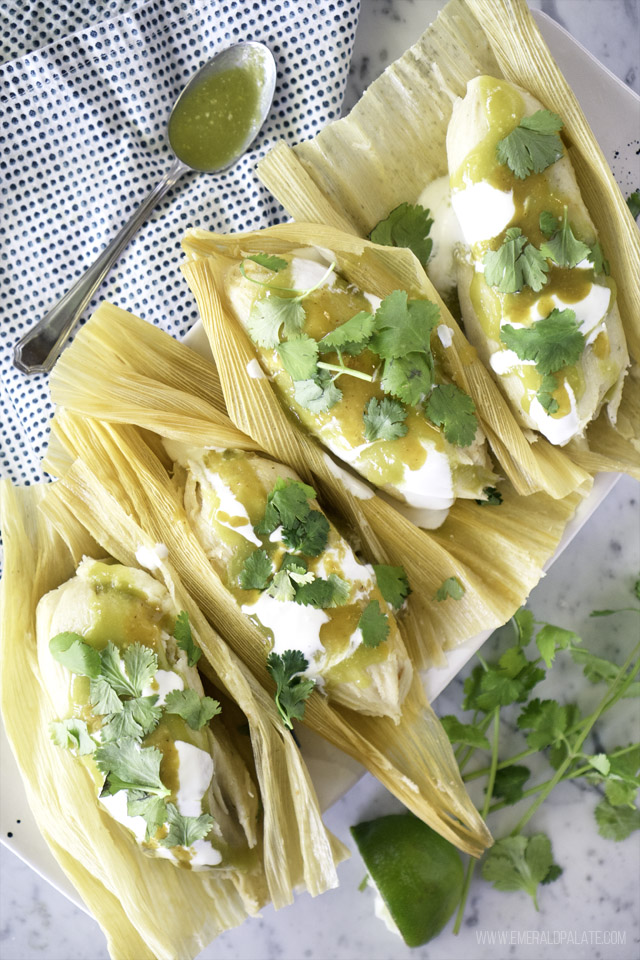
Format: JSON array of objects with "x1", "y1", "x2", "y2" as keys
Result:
[{"x1": 1, "y1": 2, "x2": 639, "y2": 959}]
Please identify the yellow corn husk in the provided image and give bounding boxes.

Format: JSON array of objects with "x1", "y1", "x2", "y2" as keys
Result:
[
  {"x1": 1, "y1": 477, "x2": 348, "y2": 960},
  {"x1": 45, "y1": 403, "x2": 491, "y2": 856},
  {"x1": 49, "y1": 302, "x2": 588, "y2": 669},
  {"x1": 255, "y1": 0, "x2": 639, "y2": 473}
]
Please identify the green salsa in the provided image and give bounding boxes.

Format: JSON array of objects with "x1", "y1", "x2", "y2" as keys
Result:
[{"x1": 168, "y1": 63, "x2": 263, "y2": 171}]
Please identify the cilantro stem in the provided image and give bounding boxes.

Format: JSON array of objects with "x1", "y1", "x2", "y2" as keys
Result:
[
  {"x1": 457, "y1": 712, "x2": 494, "y2": 772},
  {"x1": 453, "y1": 707, "x2": 500, "y2": 935},
  {"x1": 239, "y1": 260, "x2": 336, "y2": 300},
  {"x1": 317, "y1": 361, "x2": 374, "y2": 382},
  {"x1": 509, "y1": 641, "x2": 640, "y2": 836}
]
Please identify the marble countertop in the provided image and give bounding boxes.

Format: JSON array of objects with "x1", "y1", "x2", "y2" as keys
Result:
[{"x1": 1, "y1": 2, "x2": 639, "y2": 959}]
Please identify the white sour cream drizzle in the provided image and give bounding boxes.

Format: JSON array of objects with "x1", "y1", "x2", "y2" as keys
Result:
[
  {"x1": 241, "y1": 592, "x2": 329, "y2": 671},
  {"x1": 417, "y1": 175, "x2": 464, "y2": 295},
  {"x1": 135, "y1": 543, "x2": 169, "y2": 571},
  {"x1": 142, "y1": 669, "x2": 184, "y2": 706},
  {"x1": 246, "y1": 358, "x2": 265, "y2": 379},
  {"x1": 202, "y1": 468, "x2": 262, "y2": 548},
  {"x1": 175, "y1": 740, "x2": 215, "y2": 818},
  {"x1": 322, "y1": 453, "x2": 374, "y2": 500},
  {"x1": 451, "y1": 180, "x2": 516, "y2": 246},
  {"x1": 529, "y1": 381, "x2": 580, "y2": 446},
  {"x1": 437, "y1": 324, "x2": 454, "y2": 348},
  {"x1": 290, "y1": 257, "x2": 337, "y2": 291}
]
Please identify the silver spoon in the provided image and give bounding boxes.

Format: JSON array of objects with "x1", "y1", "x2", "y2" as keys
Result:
[{"x1": 13, "y1": 41, "x2": 276, "y2": 375}]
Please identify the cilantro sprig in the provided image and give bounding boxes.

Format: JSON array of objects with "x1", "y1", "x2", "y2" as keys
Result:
[
  {"x1": 425, "y1": 384, "x2": 478, "y2": 447},
  {"x1": 266, "y1": 650, "x2": 316, "y2": 729},
  {"x1": 496, "y1": 109, "x2": 564, "y2": 179},
  {"x1": 434, "y1": 581, "x2": 639, "y2": 932}
]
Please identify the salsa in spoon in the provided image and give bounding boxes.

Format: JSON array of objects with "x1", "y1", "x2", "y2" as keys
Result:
[{"x1": 13, "y1": 41, "x2": 276, "y2": 375}]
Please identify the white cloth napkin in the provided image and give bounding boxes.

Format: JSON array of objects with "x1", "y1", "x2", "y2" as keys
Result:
[{"x1": 0, "y1": 0, "x2": 360, "y2": 485}]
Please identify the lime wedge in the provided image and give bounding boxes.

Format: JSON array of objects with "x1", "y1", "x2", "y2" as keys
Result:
[{"x1": 351, "y1": 813, "x2": 464, "y2": 946}]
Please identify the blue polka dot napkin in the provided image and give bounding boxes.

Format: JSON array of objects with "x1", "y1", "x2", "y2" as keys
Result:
[{"x1": 0, "y1": 0, "x2": 360, "y2": 486}]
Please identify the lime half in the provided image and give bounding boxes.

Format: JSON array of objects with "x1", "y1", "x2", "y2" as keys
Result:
[{"x1": 351, "y1": 813, "x2": 464, "y2": 947}]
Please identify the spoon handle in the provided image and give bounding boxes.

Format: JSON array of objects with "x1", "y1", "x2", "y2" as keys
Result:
[{"x1": 13, "y1": 156, "x2": 189, "y2": 375}]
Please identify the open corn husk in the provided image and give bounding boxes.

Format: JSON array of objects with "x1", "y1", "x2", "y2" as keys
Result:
[
  {"x1": 46, "y1": 304, "x2": 493, "y2": 854},
  {"x1": 255, "y1": 0, "x2": 639, "y2": 478},
  {"x1": 1, "y1": 478, "x2": 347, "y2": 960},
  {"x1": 50, "y1": 303, "x2": 584, "y2": 670},
  {"x1": 182, "y1": 222, "x2": 592, "y2": 501}
]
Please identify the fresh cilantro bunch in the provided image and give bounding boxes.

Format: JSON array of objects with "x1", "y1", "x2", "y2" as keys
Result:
[
  {"x1": 369, "y1": 202, "x2": 434, "y2": 266},
  {"x1": 436, "y1": 582, "x2": 640, "y2": 932},
  {"x1": 496, "y1": 109, "x2": 564, "y2": 180},
  {"x1": 266, "y1": 650, "x2": 316, "y2": 729},
  {"x1": 48, "y1": 612, "x2": 221, "y2": 847}
]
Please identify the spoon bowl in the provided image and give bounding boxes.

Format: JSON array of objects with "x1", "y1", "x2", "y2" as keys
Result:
[{"x1": 13, "y1": 41, "x2": 276, "y2": 375}]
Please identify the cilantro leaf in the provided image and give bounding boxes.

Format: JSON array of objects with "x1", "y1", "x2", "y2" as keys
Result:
[
  {"x1": 475, "y1": 485, "x2": 503, "y2": 506},
  {"x1": 536, "y1": 373, "x2": 559, "y2": 413},
  {"x1": 164, "y1": 690, "x2": 222, "y2": 730},
  {"x1": 363, "y1": 396, "x2": 408, "y2": 442},
  {"x1": 266, "y1": 569, "x2": 297, "y2": 602},
  {"x1": 483, "y1": 228, "x2": 549, "y2": 293},
  {"x1": 425, "y1": 383, "x2": 478, "y2": 447},
  {"x1": 98, "y1": 642, "x2": 138, "y2": 698},
  {"x1": 380, "y1": 353, "x2": 433, "y2": 406},
  {"x1": 481, "y1": 833, "x2": 558, "y2": 908},
  {"x1": 373, "y1": 564, "x2": 411, "y2": 609},
  {"x1": 500, "y1": 308, "x2": 585, "y2": 375},
  {"x1": 127, "y1": 790, "x2": 167, "y2": 840},
  {"x1": 569, "y1": 646, "x2": 621, "y2": 685},
  {"x1": 370, "y1": 290, "x2": 440, "y2": 359},
  {"x1": 627, "y1": 190, "x2": 640, "y2": 220},
  {"x1": 539, "y1": 207, "x2": 591, "y2": 268},
  {"x1": 49, "y1": 718, "x2": 96, "y2": 755},
  {"x1": 159, "y1": 803, "x2": 214, "y2": 848},
  {"x1": 123, "y1": 644, "x2": 158, "y2": 696},
  {"x1": 319, "y1": 311, "x2": 376, "y2": 355},
  {"x1": 513, "y1": 608, "x2": 535, "y2": 646},
  {"x1": 595, "y1": 798, "x2": 640, "y2": 841},
  {"x1": 294, "y1": 371, "x2": 343, "y2": 412},
  {"x1": 535, "y1": 624, "x2": 580, "y2": 669},
  {"x1": 440, "y1": 715, "x2": 490, "y2": 751},
  {"x1": 280, "y1": 553, "x2": 308, "y2": 575},
  {"x1": 587, "y1": 241, "x2": 610, "y2": 276},
  {"x1": 539, "y1": 210, "x2": 558, "y2": 237},
  {"x1": 49, "y1": 632, "x2": 101, "y2": 678},
  {"x1": 239, "y1": 549, "x2": 273, "y2": 590},
  {"x1": 492, "y1": 765, "x2": 531, "y2": 805},
  {"x1": 95, "y1": 739, "x2": 170, "y2": 798},
  {"x1": 174, "y1": 611, "x2": 201, "y2": 667},
  {"x1": 100, "y1": 696, "x2": 162, "y2": 742},
  {"x1": 369, "y1": 203, "x2": 434, "y2": 265},
  {"x1": 496, "y1": 109, "x2": 564, "y2": 179},
  {"x1": 89, "y1": 677, "x2": 123, "y2": 715},
  {"x1": 246, "y1": 253, "x2": 287, "y2": 272},
  {"x1": 358, "y1": 600, "x2": 390, "y2": 648},
  {"x1": 295, "y1": 574, "x2": 351, "y2": 608},
  {"x1": 266, "y1": 650, "x2": 315, "y2": 729},
  {"x1": 247, "y1": 295, "x2": 306, "y2": 348},
  {"x1": 256, "y1": 478, "x2": 314, "y2": 534},
  {"x1": 283, "y1": 510, "x2": 330, "y2": 557},
  {"x1": 434, "y1": 576, "x2": 465, "y2": 602},
  {"x1": 277, "y1": 335, "x2": 319, "y2": 381},
  {"x1": 517, "y1": 698, "x2": 570, "y2": 750},
  {"x1": 463, "y1": 649, "x2": 545, "y2": 713}
]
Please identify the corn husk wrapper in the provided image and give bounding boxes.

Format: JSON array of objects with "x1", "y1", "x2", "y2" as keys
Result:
[
  {"x1": 1, "y1": 477, "x2": 347, "y2": 960},
  {"x1": 255, "y1": 0, "x2": 640, "y2": 478},
  {"x1": 51, "y1": 303, "x2": 585, "y2": 673},
  {"x1": 47, "y1": 307, "x2": 492, "y2": 856}
]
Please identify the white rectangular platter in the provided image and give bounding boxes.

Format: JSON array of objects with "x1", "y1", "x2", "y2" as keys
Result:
[{"x1": 1, "y1": 6, "x2": 637, "y2": 912}]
